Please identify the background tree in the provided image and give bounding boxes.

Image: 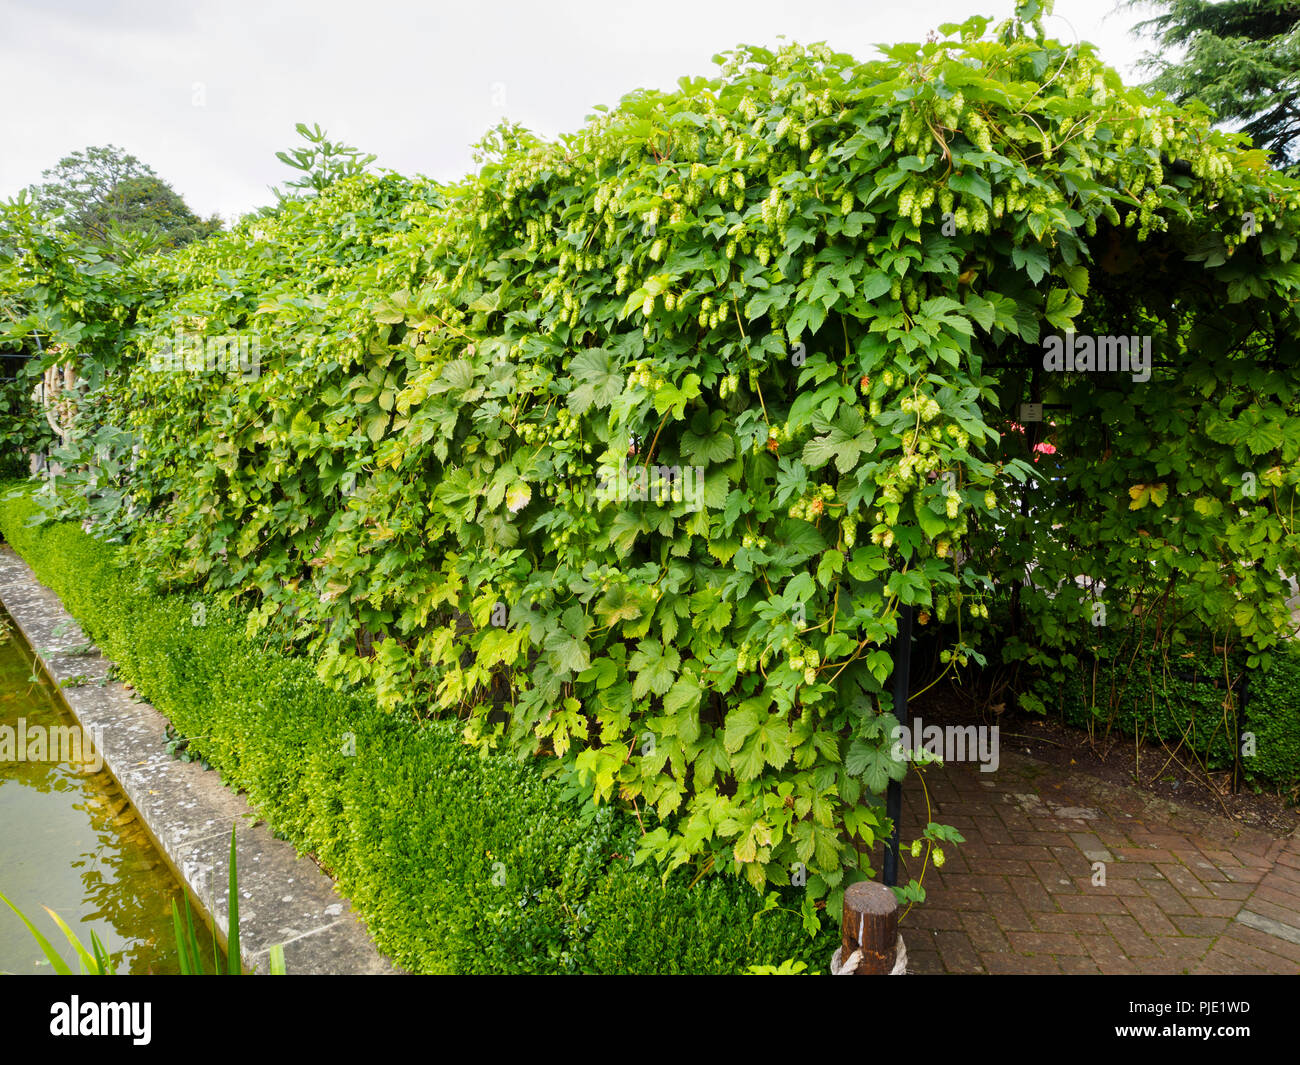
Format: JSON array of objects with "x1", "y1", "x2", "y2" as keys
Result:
[
  {"x1": 29, "y1": 145, "x2": 153, "y2": 222},
  {"x1": 1128, "y1": 0, "x2": 1300, "y2": 169},
  {"x1": 27, "y1": 144, "x2": 221, "y2": 249},
  {"x1": 75, "y1": 174, "x2": 221, "y2": 249}
]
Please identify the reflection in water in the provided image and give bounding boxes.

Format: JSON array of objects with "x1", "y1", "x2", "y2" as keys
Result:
[{"x1": 0, "y1": 606, "x2": 220, "y2": 974}]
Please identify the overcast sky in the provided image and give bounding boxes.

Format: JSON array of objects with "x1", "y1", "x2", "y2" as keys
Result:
[{"x1": 0, "y1": 0, "x2": 1153, "y2": 223}]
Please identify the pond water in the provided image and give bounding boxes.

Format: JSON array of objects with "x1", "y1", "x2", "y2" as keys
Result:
[{"x1": 0, "y1": 605, "x2": 221, "y2": 974}]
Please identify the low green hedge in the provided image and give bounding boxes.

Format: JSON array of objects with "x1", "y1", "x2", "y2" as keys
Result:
[
  {"x1": 1245, "y1": 660, "x2": 1300, "y2": 787},
  {"x1": 0, "y1": 486, "x2": 836, "y2": 973},
  {"x1": 1053, "y1": 628, "x2": 1300, "y2": 790}
]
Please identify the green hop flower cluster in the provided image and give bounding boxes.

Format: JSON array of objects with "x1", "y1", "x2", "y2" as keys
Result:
[
  {"x1": 788, "y1": 482, "x2": 834, "y2": 521},
  {"x1": 697, "y1": 295, "x2": 726, "y2": 330},
  {"x1": 901, "y1": 394, "x2": 942, "y2": 421},
  {"x1": 736, "y1": 640, "x2": 768, "y2": 673},
  {"x1": 965, "y1": 112, "x2": 993, "y2": 153},
  {"x1": 626, "y1": 361, "x2": 665, "y2": 390},
  {"x1": 519, "y1": 405, "x2": 584, "y2": 449},
  {"x1": 894, "y1": 107, "x2": 926, "y2": 153}
]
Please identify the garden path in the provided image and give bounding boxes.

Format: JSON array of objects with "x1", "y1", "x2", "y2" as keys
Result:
[{"x1": 897, "y1": 752, "x2": 1300, "y2": 974}]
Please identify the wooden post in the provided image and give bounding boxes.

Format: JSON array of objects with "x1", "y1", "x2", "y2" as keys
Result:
[{"x1": 841, "y1": 881, "x2": 899, "y2": 974}]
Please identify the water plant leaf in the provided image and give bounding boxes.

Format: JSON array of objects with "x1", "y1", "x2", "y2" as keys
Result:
[{"x1": 0, "y1": 891, "x2": 74, "y2": 975}]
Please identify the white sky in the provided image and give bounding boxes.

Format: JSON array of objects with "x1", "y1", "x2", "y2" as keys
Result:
[{"x1": 0, "y1": 0, "x2": 1154, "y2": 223}]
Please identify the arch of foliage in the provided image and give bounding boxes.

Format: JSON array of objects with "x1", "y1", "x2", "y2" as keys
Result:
[{"x1": 5, "y1": 3, "x2": 1300, "y2": 917}]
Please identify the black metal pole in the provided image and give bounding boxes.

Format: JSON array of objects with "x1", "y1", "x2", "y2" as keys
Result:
[
  {"x1": 1233, "y1": 669, "x2": 1248, "y2": 796},
  {"x1": 883, "y1": 600, "x2": 915, "y2": 888}
]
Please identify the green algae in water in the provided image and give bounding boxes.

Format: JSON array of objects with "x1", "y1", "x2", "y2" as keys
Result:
[{"x1": 0, "y1": 607, "x2": 222, "y2": 974}]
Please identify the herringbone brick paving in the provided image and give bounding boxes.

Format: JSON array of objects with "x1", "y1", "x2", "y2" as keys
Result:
[{"x1": 895, "y1": 751, "x2": 1300, "y2": 974}]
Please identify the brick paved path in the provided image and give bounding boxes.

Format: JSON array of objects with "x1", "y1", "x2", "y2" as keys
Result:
[{"x1": 896, "y1": 752, "x2": 1300, "y2": 974}]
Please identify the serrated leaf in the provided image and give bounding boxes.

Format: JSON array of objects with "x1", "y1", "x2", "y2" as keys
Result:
[
  {"x1": 594, "y1": 584, "x2": 643, "y2": 626},
  {"x1": 568, "y1": 348, "x2": 625, "y2": 413},
  {"x1": 630, "y1": 639, "x2": 679, "y2": 698},
  {"x1": 664, "y1": 676, "x2": 703, "y2": 744},
  {"x1": 803, "y1": 412, "x2": 876, "y2": 474},
  {"x1": 724, "y1": 704, "x2": 760, "y2": 754}
]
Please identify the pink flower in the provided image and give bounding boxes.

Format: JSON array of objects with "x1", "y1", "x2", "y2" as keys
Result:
[{"x1": 1004, "y1": 419, "x2": 1061, "y2": 462}]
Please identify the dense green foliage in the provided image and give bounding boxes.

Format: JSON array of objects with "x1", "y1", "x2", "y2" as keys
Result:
[
  {"x1": 0, "y1": 144, "x2": 219, "y2": 475},
  {"x1": 0, "y1": 357, "x2": 52, "y2": 479},
  {"x1": 0, "y1": 190, "x2": 164, "y2": 499},
  {"x1": 4, "y1": 3, "x2": 1300, "y2": 919},
  {"x1": 0, "y1": 487, "x2": 836, "y2": 973},
  {"x1": 1131, "y1": 0, "x2": 1300, "y2": 169}
]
